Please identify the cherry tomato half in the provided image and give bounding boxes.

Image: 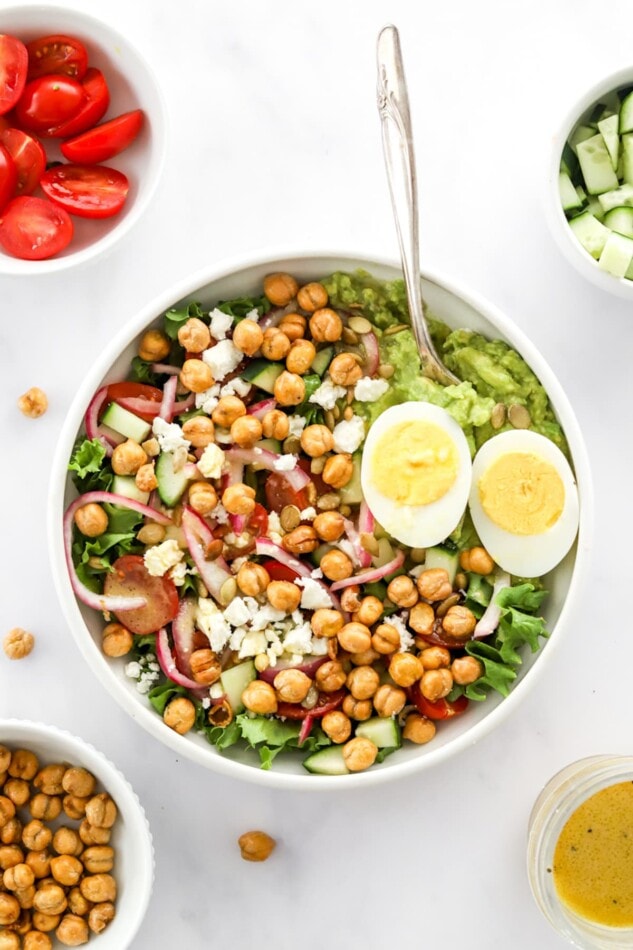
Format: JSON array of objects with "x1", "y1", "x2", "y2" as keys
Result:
[
  {"x1": 26, "y1": 34, "x2": 88, "y2": 81},
  {"x1": 259, "y1": 559, "x2": 299, "y2": 583},
  {"x1": 265, "y1": 472, "x2": 309, "y2": 513},
  {"x1": 0, "y1": 195, "x2": 73, "y2": 260},
  {"x1": 0, "y1": 144, "x2": 17, "y2": 212},
  {"x1": 0, "y1": 35, "x2": 28, "y2": 116},
  {"x1": 106, "y1": 382, "x2": 163, "y2": 422},
  {"x1": 248, "y1": 503, "x2": 269, "y2": 539},
  {"x1": 276, "y1": 689, "x2": 346, "y2": 721},
  {"x1": 40, "y1": 164, "x2": 129, "y2": 219},
  {"x1": 61, "y1": 109, "x2": 144, "y2": 165},
  {"x1": 0, "y1": 128, "x2": 46, "y2": 195},
  {"x1": 409, "y1": 682, "x2": 469, "y2": 720},
  {"x1": 50, "y1": 68, "x2": 109, "y2": 138},
  {"x1": 104, "y1": 554, "x2": 179, "y2": 635},
  {"x1": 15, "y1": 75, "x2": 86, "y2": 135}
]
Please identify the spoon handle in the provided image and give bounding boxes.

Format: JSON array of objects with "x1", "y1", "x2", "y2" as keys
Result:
[{"x1": 376, "y1": 25, "x2": 457, "y2": 385}]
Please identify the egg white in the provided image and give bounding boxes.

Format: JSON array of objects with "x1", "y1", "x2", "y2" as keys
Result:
[
  {"x1": 360, "y1": 401, "x2": 472, "y2": 548},
  {"x1": 469, "y1": 429, "x2": 579, "y2": 577}
]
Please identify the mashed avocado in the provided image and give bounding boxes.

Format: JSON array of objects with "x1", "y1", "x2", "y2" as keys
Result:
[{"x1": 324, "y1": 270, "x2": 566, "y2": 455}]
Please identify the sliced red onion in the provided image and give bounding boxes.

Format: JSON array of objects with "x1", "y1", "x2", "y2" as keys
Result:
[
  {"x1": 356, "y1": 501, "x2": 375, "y2": 568},
  {"x1": 259, "y1": 305, "x2": 295, "y2": 330},
  {"x1": 362, "y1": 331, "x2": 380, "y2": 376},
  {"x1": 258, "y1": 655, "x2": 328, "y2": 685},
  {"x1": 171, "y1": 598, "x2": 198, "y2": 678},
  {"x1": 298, "y1": 714, "x2": 315, "y2": 746},
  {"x1": 224, "y1": 447, "x2": 310, "y2": 491},
  {"x1": 182, "y1": 508, "x2": 232, "y2": 602},
  {"x1": 150, "y1": 363, "x2": 181, "y2": 375},
  {"x1": 473, "y1": 571, "x2": 511, "y2": 639},
  {"x1": 156, "y1": 627, "x2": 202, "y2": 691},
  {"x1": 342, "y1": 517, "x2": 370, "y2": 569},
  {"x1": 84, "y1": 386, "x2": 115, "y2": 456},
  {"x1": 159, "y1": 375, "x2": 178, "y2": 422},
  {"x1": 116, "y1": 393, "x2": 194, "y2": 418},
  {"x1": 247, "y1": 398, "x2": 277, "y2": 420},
  {"x1": 330, "y1": 550, "x2": 406, "y2": 591}
]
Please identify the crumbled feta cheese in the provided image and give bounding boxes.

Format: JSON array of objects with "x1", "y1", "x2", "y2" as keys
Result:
[
  {"x1": 152, "y1": 417, "x2": 191, "y2": 454},
  {"x1": 288, "y1": 415, "x2": 307, "y2": 437},
  {"x1": 310, "y1": 636, "x2": 329, "y2": 656},
  {"x1": 309, "y1": 378, "x2": 347, "y2": 410},
  {"x1": 144, "y1": 539, "x2": 184, "y2": 577},
  {"x1": 214, "y1": 427, "x2": 233, "y2": 444},
  {"x1": 195, "y1": 383, "x2": 221, "y2": 415},
  {"x1": 281, "y1": 622, "x2": 313, "y2": 655},
  {"x1": 332, "y1": 415, "x2": 365, "y2": 453},
  {"x1": 223, "y1": 597, "x2": 252, "y2": 627},
  {"x1": 137, "y1": 668, "x2": 160, "y2": 695},
  {"x1": 214, "y1": 503, "x2": 230, "y2": 525},
  {"x1": 202, "y1": 339, "x2": 243, "y2": 381},
  {"x1": 245, "y1": 309, "x2": 260, "y2": 322},
  {"x1": 267, "y1": 511, "x2": 283, "y2": 543},
  {"x1": 273, "y1": 453, "x2": 297, "y2": 472},
  {"x1": 208, "y1": 308, "x2": 234, "y2": 341},
  {"x1": 196, "y1": 598, "x2": 232, "y2": 652},
  {"x1": 354, "y1": 376, "x2": 390, "y2": 402},
  {"x1": 389, "y1": 613, "x2": 415, "y2": 652},
  {"x1": 297, "y1": 577, "x2": 332, "y2": 611},
  {"x1": 201, "y1": 697, "x2": 212, "y2": 709},
  {"x1": 220, "y1": 377, "x2": 252, "y2": 398},
  {"x1": 300, "y1": 507, "x2": 316, "y2": 521},
  {"x1": 169, "y1": 560, "x2": 189, "y2": 586},
  {"x1": 250, "y1": 603, "x2": 287, "y2": 631},
  {"x1": 197, "y1": 442, "x2": 225, "y2": 478},
  {"x1": 409, "y1": 564, "x2": 425, "y2": 579},
  {"x1": 229, "y1": 627, "x2": 247, "y2": 651},
  {"x1": 338, "y1": 538, "x2": 359, "y2": 566},
  {"x1": 125, "y1": 661, "x2": 141, "y2": 680},
  {"x1": 209, "y1": 683, "x2": 224, "y2": 699},
  {"x1": 231, "y1": 556, "x2": 248, "y2": 574},
  {"x1": 239, "y1": 630, "x2": 269, "y2": 658},
  {"x1": 310, "y1": 566, "x2": 323, "y2": 579}
]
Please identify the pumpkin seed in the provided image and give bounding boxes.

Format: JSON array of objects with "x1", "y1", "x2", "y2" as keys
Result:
[
  {"x1": 410, "y1": 548, "x2": 426, "y2": 563},
  {"x1": 333, "y1": 405, "x2": 341, "y2": 420},
  {"x1": 378, "y1": 363, "x2": 394, "y2": 379},
  {"x1": 342, "y1": 327, "x2": 359, "y2": 345},
  {"x1": 384, "y1": 323, "x2": 408, "y2": 336},
  {"x1": 491, "y1": 403, "x2": 506, "y2": 430},
  {"x1": 348, "y1": 315, "x2": 373, "y2": 335},
  {"x1": 280, "y1": 505, "x2": 301, "y2": 532},
  {"x1": 339, "y1": 504, "x2": 352, "y2": 517},
  {"x1": 172, "y1": 446, "x2": 188, "y2": 473},
  {"x1": 206, "y1": 539, "x2": 224, "y2": 561},
  {"x1": 196, "y1": 579, "x2": 209, "y2": 598},
  {"x1": 436, "y1": 593, "x2": 461, "y2": 618},
  {"x1": 324, "y1": 410, "x2": 335, "y2": 430},
  {"x1": 283, "y1": 435, "x2": 301, "y2": 454},
  {"x1": 317, "y1": 492, "x2": 341, "y2": 511},
  {"x1": 343, "y1": 406, "x2": 354, "y2": 420},
  {"x1": 219, "y1": 578, "x2": 237, "y2": 605},
  {"x1": 346, "y1": 389, "x2": 354, "y2": 405},
  {"x1": 508, "y1": 404, "x2": 531, "y2": 429},
  {"x1": 310, "y1": 456, "x2": 326, "y2": 475},
  {"x1": 360, "y1": 532, "x2": 380, "y2": 556},
  {"x1": 305, "y1": 482, "x2": 318, "y2": 505}
]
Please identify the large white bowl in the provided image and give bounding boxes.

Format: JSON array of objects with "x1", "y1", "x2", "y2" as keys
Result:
[
  {"x1": 0, "y1": 718, "x2": 154, "y2": 948},
  {"x1": 0, "y1": 4, "x2": 167, "y2": 274},
  {"x1": 48, "y1": 250, "x2": 593, "y2": 789}
]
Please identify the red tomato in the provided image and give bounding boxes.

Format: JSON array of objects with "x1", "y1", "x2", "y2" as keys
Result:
[
  {"x1": 276, "y1": 689, "x2": 346, "y2": 720},
  {"x1": 15, "y1": 75, "x2": 86, "y2": 135},
  {"x1": 0, "y1": 117, "x2": 13, "y2": 134},
  {"x1": 260, "y1": 559, "x2": 299, "y2": 583},
  {"x1": 265, "y1": 472, "x2": 309, "y2": 513},
  {"x1": 419, "y1": 618, "x2": 473, "y2": 651},
  {"x1": 61, "y1": 109, "x2": 144, "y2": 164},
  {"x1": 247, "y1": 503, "x2": 268, "y2": 539},
  {"x1": 40, "y1": 164, "x2": 129, "y2": 219},
  {"x1": 106, "y1": 382, "x2": 163, "y2": 422},
  {"x1": 0, "y1": 35, "x2": 28, "y2": 116},
  {"x1": 104, "y1": 555, "x2": 179, "y2": 635},
  {"x1": 409, "y1": 682, "x2": 469, "y2": 720},
  {"x1": 0, "y1": 195, "x2": 73, "y2": 260},
  {"x1": 26, "y1": 34, "x2": 88, "y2": 81},
  {"x1": 50, "y1": 68, "x2": 109, "y2": 138},
  {"x1": 0, "y1": 128, "x2": 46, "y2": 195},
  {"x1": 0, "y1": 144, "x2": 17, "y2": 211}
]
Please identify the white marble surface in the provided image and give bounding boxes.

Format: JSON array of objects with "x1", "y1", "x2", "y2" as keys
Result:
[{"x1": 1, "y1": 0, "x2": 632, "y2": 947}]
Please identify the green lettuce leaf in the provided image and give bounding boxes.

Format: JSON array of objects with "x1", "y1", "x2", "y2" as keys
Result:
[
  {"x1": 235, "y1": 714, "x2": 331, "y2": 769},
  {"x1": 164, "y1": 302, "x2": 205, "y2": 340},
  {"x1": 216, "y1": 295, "x2": 271, "y2": 321}
]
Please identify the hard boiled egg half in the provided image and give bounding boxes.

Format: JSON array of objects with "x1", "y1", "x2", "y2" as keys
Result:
[
  {"x1": 360, "y1": 401, "x2": 472, "y2": 548},
  {"x1": 469, "y1": 429, "x2": 579, "y2": 577}
]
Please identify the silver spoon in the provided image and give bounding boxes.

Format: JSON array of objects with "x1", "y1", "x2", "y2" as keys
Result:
[{"x1": 376, "y1": 24, "x2": 459, "y2": 386}]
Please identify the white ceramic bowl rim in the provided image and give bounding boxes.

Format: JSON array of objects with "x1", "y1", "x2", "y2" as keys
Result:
[{"x1": 48, "y1": 248, "x2": 593, "y2": 790}]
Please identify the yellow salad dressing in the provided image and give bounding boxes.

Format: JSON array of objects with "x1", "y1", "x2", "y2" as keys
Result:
[{"x1": 553, "y1": 781, "x2": 633, "y2": 927}]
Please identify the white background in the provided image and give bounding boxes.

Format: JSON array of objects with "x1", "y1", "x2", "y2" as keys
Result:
[{"x1": 1, "y1": 1, "x2": 631, "y2": 948}]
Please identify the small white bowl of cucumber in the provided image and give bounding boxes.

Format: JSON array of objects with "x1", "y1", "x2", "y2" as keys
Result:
[{"x1": 548, "y1": 67, "x2": 633, "y2": 297}]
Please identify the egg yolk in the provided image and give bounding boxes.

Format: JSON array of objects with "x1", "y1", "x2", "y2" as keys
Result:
[
  {"x1": 370, "y1": 420, "x2": 458, "y2": 506},
  {"x1": 478, "y1": 451, "x2": 564, "y2": 536}
]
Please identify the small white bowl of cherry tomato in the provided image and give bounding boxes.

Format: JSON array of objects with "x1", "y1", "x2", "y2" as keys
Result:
[{"x1": 0, "y1": 5, "x2": 167, "y2": 272}]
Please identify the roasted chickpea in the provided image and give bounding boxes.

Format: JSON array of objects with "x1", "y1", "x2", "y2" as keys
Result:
[
  {"x1": 403, "y1": 714, "x2": 437, "y2": 745},
  {"x1": 137, "y1": 523, "x2": 165, "y2": 546},
  {"x1": 22, "y1": 821, "x2": 51, "y2": 853},
  {"x1": 56, "y1": 914, "x2": 89, "y2": 946},
  {"x1": 408, "y1": 601, "x2": 435, "y2": 636},
  {"x1": 321, "y1": 711, "x2": 351, "y2": 744},
  {"x1": 230, "y1": 415, "x2": 262, "y2": 448},
  {"x1": 88, "y1": 901, "x2": 115, "y2": 935},
  {"x1": 353, "y1": 596, "x2": 383, "y2": 627},
  {"x1": 163, "y1": 697, "x2": 196, "y2": 735},
  {"x1": 61, "y1": 769, "x2": 95, "y2": 801},
  {"x1": 328, "y1": 352, "x2": 363, "y2": 386},
  {"x1": 266, "y1": 580, "x2": 301, "y2": 613},
  {"x1": 0, "y1": 931, "x2": 20, "y2": 950},
  {"x1": 420, "y1": 646, "x2": 451, "y2": 670},
  {"x1": 50, "y1": 856, "x2": 83, "y2": 888},
  {"x1": 416, "y1": 568, "x2": 453, "y2": 602},
  {"x1": 236, "y1": 561, "x2": 270, "y2": 597},
  {"x1": 442, "y1": 605, "x2": 477, "y2": 639},
  {"x1": 273, "y1": 371, "x2": 305, "y2": 406},
  {"x1": 388, "y1": 652, "x2": 423, "y2": 688},
  {"x1": 232, "y1": 318, "x2": 264, "y2": 356},
  {"x1": 78, "y1": 822, "x2": 110, "y2": 848},
  {"x1": 238, "y1": 831, "x2": 276, "y2": 863},
  {"x1": 111, "y1": 439, "x2": 147, "y2": 477},
  {"x1": 84, "y1": 795, "x2": 116, "y2": 831},
  {"x1": 79, "y1": 873, "x2": 116, "y2": 904},
  {"x1": 0, "y1": 798, "x2": 16, "y2": 828},
  {"x1": 24, "y1": 934, "x2": 53, "y2": 950},
  {"x1": 29, "y1": 795, "x2": 61, "y2": 823},
  {"x1": 386, "y1": 575, "x2": 419, "y2": 608},
  {"x1": 338, "y1": 621, "x2": 371, "y2": 654},
  {"x1": 278, "y1": 313, "x2": 307, "y2": 341},
  {"x1": 80, "y1": 847, "x2": 113, "y2": 876},
  {"x1": 320, "y1": 549, "x2": 353, "y2": 582},
  {"x1": 182, "y1": 416, "x2": 215, "y2": 449},
  {"x1": 179, "y1": 358, "x2": 214, "y2": 394},
  {"x1": 310, "y1": 608, "x2": 344, "y2": 639},
  {"x1": 177, "y1": 317, "x2": 211, "y2": 353},
  {"x1": 312, "y1": 510, "x2": 345, "y2": 542},
  {"x1": 0, "y1": 892, "x2": 20, "y2": 925},
  {"x1": 273, "y1": 669, "x2": 312, "y2": 703},
  {"x1": 300, "y1": 424, "x2": 334, "y2": 458},
  {"x1": 4, "y1": 780, "x2": 29, "y2": 808},
  {"x1": 187, "y1": 482, "x2": 218, "y2": 517},
  {"x1": 0, "y1": 750, "x2": 11, "y2": 773},
  {"x1": 101, "y1": 622, "x2": 133, "y2": 658},
  {"x1": 241, "y1": 681, "x2": 277, "y2": 715},
  {"x1": 33, "y1": 884, "x2": 67, "y2": 916},
  {"x1": 451, "y1": 656, "x2": 483, "y2": 685},
  {"x1": 420, "y1": 668, "x2": 453, "y2": 702},
  {"x1": 190, "y1": 649, "x2": 221, "y2": 686},
  {"x1": 212, "y1": 395, "x2": 246, "y2": 428},
  {"x1": 349, "y1": 647, "x2": 381, "y2": 667},
  {"x1": 297, "y1": 281, "x2": 328, "y2": 312},
  {"x1": 342, "y1": 695, "x2": 373, "y2": 721},
  {"x1": 73, "y1": 503, "x2": 108, "y2": 538},
  {"x1": 0, "y1": 845, "x2": 22, "y2": 870},
  {"x1": 67, "y1": 888, "x2": 91, "y2": 916},
  {"x1": 62, "y1": 797, "x2": 88, "y2": 822},
  {"x1": 3, "y1": 863, "x2": 34, "y2": 891},
  {"x1": 138, "y1": 328, "x2": 170, "y2": 362},
  {"x1": 286, "y1": 338, "x2": 316, "y2": 375},
  {"x1": 9, "y1": 752, "x2": 38, "y2": 782},
  {"x1": 263, "y1": 272, "x2": 298, "y2": 306},
  {"x1": 261, "y1": 327, "x2": 291, "y2": 361},
  {"x1": 309, "y1": 308, "x2": 342, "y2": 343},
  {"x1": 32, "y1": 911, "x2": 60, "y2": 933},
  {"x1": 51, "y1": 829, "x2": 82, "y2": 858},
  {"x1": 459, "y1": 545, "x2": 495, "y2": 575},
  {"x1": 315, "y1": 660, "x2": 347, "y2": 693},
  {"x1": 1, "y1": 818, "x2": 22, "y2": 846},
  {"x1": 343, "y1": 737, "x2": 377, "y2": 772},
  {"x1": 261, "y1": 409, "x2": 289, "y2": 440},
  {"x1": 34, "y1": 766, "x2": 65, "y2": 798},
  {"x1": 373, "y1": 684, "x2": 407, "y2": 718},
  {"x1": 346, "y1": 665, "x2": 380, "y2": 700},
  {"x1": 222, "y1": 483, "x2": 256, "y2": 516},
  {"x1": 281, "y1": 525, "x2": 318, "y2": 555},
  {"x1": 25, "y1": 851, "x2": 50, "y2": 880},
  {"x1": 322, "y1": 454, "x2": 353, "y2": 489}
]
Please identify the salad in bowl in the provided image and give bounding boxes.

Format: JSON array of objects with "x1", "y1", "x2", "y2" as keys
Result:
[{"x1": 50, "y1": 253, "x2": 590, "y2": 787}]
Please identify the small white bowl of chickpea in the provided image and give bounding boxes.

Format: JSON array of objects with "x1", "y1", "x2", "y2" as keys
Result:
[
  {"x1": 0, "y1": 719, "x2": 153, "y2": 948},
  {"x1": 48, "y1": 250, "x2": 591, "y2": 789}
]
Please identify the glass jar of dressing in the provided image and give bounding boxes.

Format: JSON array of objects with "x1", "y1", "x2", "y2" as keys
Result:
[{"x1": 528, "y1": 756, "x2": 633, "y2": 949}]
